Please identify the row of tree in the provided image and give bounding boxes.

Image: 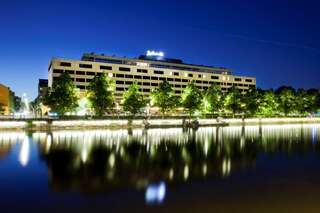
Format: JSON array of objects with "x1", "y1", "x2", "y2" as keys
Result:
[{"x1": 43, "y1": 73, "x2": 320, "y2": 117}]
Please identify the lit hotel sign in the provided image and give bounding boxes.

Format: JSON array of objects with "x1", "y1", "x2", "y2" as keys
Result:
[{"x1": 146, "y1": 50, "x2": 164, "y2": 57}]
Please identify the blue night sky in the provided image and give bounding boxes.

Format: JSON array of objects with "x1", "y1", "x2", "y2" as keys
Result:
[{"x1": 0, "y1": 0, "x2": 319, "y2": 99}]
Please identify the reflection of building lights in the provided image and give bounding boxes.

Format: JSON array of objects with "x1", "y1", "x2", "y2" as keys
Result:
[
  {"x1": 109, "y1": 153, "x2": 115, "y2": 168},
  {"x1": 202, "y1": 164, "x2": 207, "y2": 176},
  {"x1": 145, "y1": 182, "x2": 166, "y2": 204},
  {"x1": 222, "y1": 158, "x2": 231, "y2": 176},
  {"x1": 184, "y1": 165, "x2": 189, "y2": 180},
  {"x1": 19, "y1": 136, "x2": 30, "y2": 167},
  {"x1": 169, "y1": 168, "x2": 174, "y2": 180},
  {"x1": 81, "y1": 148, "x2": 88, "y2": 163}
]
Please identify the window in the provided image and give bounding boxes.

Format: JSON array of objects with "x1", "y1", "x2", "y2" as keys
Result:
[
  {"x1": 198, "y1": 74, "x2": 202, "y2": 78},
  {"x1": 77, "y1": 85, "x2": 85, "y2": 89},
  {"x1": 175, "y1": 90, "x2": 182, "y2": 94},
  {"x1": 245, "y1": 79, "x2": 253, "y2": 82},
  {"x1": 188, "y1": 73, "x2": 193, "y2": 77},
  {"x1": 182, "y1": 79, "x2": 188, "y2": 82},
  {"x1": 116, "y1": 80, "x2": 125, "y2": 84},
  {"x1": 227, "y1": 83, "x2": 232, "y2": 86},
  {"x1": 203, "y1": 86, "x2": 208, "y2": 90},
  {"x1": 154, "y1": 70, "x2": 164, "y2": 75},
  {"x1": 143, "y1": 82, "x2": 150, "y2": 86},
  {"x1": 125, "y1": 74, "x2": 133, "y2": 78},
  {"x1": 196, "y1": 80, "x2": 202, "y2": 84},
  {"x1": 76, "y1": 71, "x2": 86, "y2": 75},
  {"x1": 66, "y1": 70, "x2": 74, "y2": 74},
  {"x1": 100, "y1": 65, "x2": 112, "y2": 70},
  {"x1": 76, "y1": 78, "x2": 85, "y2": 82},
  {"x1": 86, "y1": 79, "x2": 92, "y2": 83},
  {"x1": 167, "y1": 78, "x2": 173, "y2": 82},
  {"x1": 203, "y1": 81, "x2": 208, "y2": 84},
  {"x1": 125, "y1": 81, "x2": 133, "y2": 85},
  {"x1": 116, "y1": 74, "x2": 125, "y2": 78},
  {"x1": 182, "y1": 85, "x2": 187, "y2": 88},
  {"x1": 137, "y1": 82, "x2": 142, "y2": 85},
  {"x1": 137, "y1": 69, "x2": 148, "y2": 73},
  {"x1": 116, "y1": 87, "x2": 125, "y2": 91},
  {"x1": 174, "y1": 84, "x2": 181, "y2": 88},
  {"x1": 235, "y1": 78, "x2": 241, "y2": 82},
  {"x1": 96, "y1": 73, "x2": 102, "y2": 76},
  {"x1": 119, "y1": 67, "x2": 130, "y2": 72},
  {"x1": 159, "y1": 77, "x2": 165, "y2": 81},
  {"x1": 86, "y1": 72, "x2": 96, "y2": 76},
  {"x1": 175, "y1": 78, "x2": 181, "y2": 82},
  {"x1": 151, "y1": 76, "x2": 158, "y2": 80},
  {"x1": 143, "y1": 76, "x2": 150, "y2": 80},
  {"x1": 134, "y1": 75, "x2": 142, "y2": 79},
  {"x1": 173, "y1": 72, "x2": 179, "y2": 76},
  {"x1": 79, "y1": 64, "x2": 92, "y2": 69},
  {"x1": 151, "y1": 83, "x2": 158, "y2": 86},
  {"x1": 53, "y1": 69, "x2": 63, "y2": 74},
  {"x1": 60, "y1": 62, "x2": 71, "y2": 67},
  {"x1": 143, "y1": 88, "x2": 150, "y2": 92},
  {"x1": 211, "y1": 76, "x2": 219, "y2": 80}
]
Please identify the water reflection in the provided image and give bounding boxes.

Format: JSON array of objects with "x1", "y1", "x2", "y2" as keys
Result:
[{"x1": 0, "y1": 124, "x2": 320, "y2": 198}]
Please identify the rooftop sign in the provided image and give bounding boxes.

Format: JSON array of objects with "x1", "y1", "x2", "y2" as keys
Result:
[{"x1": 146, "y1": 50, "x2": 164, "y2": 57}]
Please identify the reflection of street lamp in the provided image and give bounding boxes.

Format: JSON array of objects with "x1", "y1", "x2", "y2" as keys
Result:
[{"x1": 145, "y1": 182, "x2": 166, "y2": 204}]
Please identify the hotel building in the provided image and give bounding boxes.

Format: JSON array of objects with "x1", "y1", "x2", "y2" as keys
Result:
[{"x1": 48, "y1": 52, "x2": 256, "y2": 102}]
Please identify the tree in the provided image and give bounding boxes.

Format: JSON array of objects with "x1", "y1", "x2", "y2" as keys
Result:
[
  {"x1": 181, "y1": 82, "x2": 202, "y2": 117},
  {"x1": 44, "y1": 73, "x2": 79, "y2": 116},
  {"x1": 202, "y1": 84, "x2": 223, "y2": 115},
  {"x1": 257, "y1": 90, "x2": 278, "y2": 117},
  {"x1": 151, "y1": 80, "x2": 178, "y2": 115},
  {"x1": 295, "y1": 89, "x2": 313, "y2": 115},
  {"x1": 122, "y1": 82, "x2": 146, "y2": 116},
  {"x1": 88, "y1": 74, "x2": 115, "y2": 117},
  {"x1": 242, "y1": 88, "x2": 261, "y2": 116},
  {"x1": 224, "y1": 86, "x2": 243, "y2": 117},
  {"x1": 277, "y1": 87, "x2": 296, "y2": 116}
]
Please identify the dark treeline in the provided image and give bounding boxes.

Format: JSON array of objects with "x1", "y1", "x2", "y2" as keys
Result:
[{"x1": 38, "y1": 73, "x2": 320, "y2": 118}]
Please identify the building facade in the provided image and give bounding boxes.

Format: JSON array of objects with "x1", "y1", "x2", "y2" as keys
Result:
[
  {"x1": 0, "y1": 84, "x2": 13, "y2": 115},
  {"x1": 48, "y1": 52, "x2": 256, "y2": 102},
  {"x1": 38, "y1": 79, "x2": 48, "y2": 99}
]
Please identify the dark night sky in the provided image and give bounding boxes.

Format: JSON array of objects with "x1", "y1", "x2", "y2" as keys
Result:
[{"x1": 0, "y1": 0, "x2": 319, "y2": 99}]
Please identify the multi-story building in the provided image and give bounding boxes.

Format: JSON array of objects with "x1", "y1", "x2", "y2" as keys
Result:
[
  {"x1": 38, "y1": 79, "x2": 48, "y2": 99},
  {"x1": 48, "y1": 52, "x2": 256, "y2": 102},
  {"x1": 0, "y1": 84, "x2": 16, "y2": 115}
]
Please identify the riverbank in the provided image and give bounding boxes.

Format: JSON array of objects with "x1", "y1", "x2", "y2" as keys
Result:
[{"x1": 0, "y1": 117, "x2": 320, "y2": 130}]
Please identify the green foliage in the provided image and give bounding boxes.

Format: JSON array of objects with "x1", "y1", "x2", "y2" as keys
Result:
[
  {"x1": 224, "y1": 86, "x2": 243, "y2": 116},
  {"x1": 44, "y1": 73, "x2": 79, "y2": 115},
  {"x1": 88, "y1": 74, "x2": 115, "y2": 116},
  {"x1": 278, "y1": 88, "x2": 296, "y2": 116},
  {"x1": 151, "y1": 80, "x2": 178, "y2": 115},
  {"x1": 257, "y1": 90, "x2": 278, "y2": 117},
  {"x1": 202, "y1": 84, "x2": 224, "y2": 114},
  {"x1": 181, "y1": 82, "x2": 202, "y2": 116},
  {"x1": 242, "y1": 88, "x2": 260, "y2": 116},
  {"x1": 295, "y1": 89, "x2": 313, "y2": 115},
  {"x1": 122, "y1": 82, "x2": 146, "y2": 116}
]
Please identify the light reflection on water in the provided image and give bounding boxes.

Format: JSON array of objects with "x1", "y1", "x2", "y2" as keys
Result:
[{"x1": 0, "y1": 123, "x2": 320, "y2": 210}]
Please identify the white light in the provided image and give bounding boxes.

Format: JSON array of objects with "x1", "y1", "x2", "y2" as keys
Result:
[
  {"x1": 19, "y1": 136, "x2": 30, "y2": 167},
  {"x1": 145, "y1": 182, "x2": 166, "y2": 204},
  {"x1": 108, "y1": 73, "x2": 113, "y2": 77},
  {"x1": 146, "y1": 50, "x2": 164, "y2": 57}
]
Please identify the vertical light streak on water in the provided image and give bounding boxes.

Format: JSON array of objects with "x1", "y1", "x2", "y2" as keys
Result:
[{"x1": 19, "y1": 135, "x2": 30, "y2": 167}]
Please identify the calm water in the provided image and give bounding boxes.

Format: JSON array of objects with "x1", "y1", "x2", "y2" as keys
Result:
[{"x1": 1, "y1": 124, "x2": 320, "y2": 212}]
